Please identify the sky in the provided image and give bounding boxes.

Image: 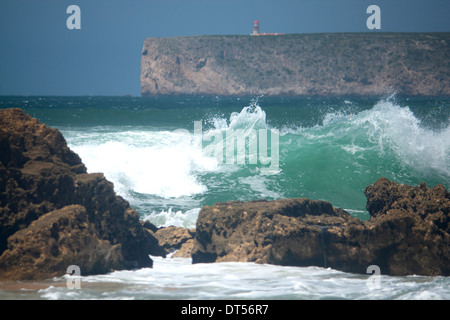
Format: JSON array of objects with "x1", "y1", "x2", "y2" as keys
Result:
[{"x1": 0, "y1": 0, "x2": 449, "y2": 96}]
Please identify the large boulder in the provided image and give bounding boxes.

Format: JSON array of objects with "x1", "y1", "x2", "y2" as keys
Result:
[
  {"x1": 0, "y1": 108, "x2": 164, "y2": 280},
  {"x1": 192, "y1": 178, "x2": 450, "y2": 276},
  {"x1": 192, "y1": 198, "x2": 362, "y2": 268}
]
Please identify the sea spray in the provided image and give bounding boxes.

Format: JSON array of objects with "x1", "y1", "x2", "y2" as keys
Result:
[
  {"x1": 142, "y1": 208, "x2": 200, "y2": 229},
  {"x1": 277, "y1": 97, "x2": 449, "y2": 215},
  {"x1": 201, "y1": 97, "x2": 279, "y2": 173},
  {"x1": 320, "y1": 97, "x2": 449, "y2": 181},
  {"x1": 360, "y1": 99, "x2": 450, "y2": 179},
  {"x1": 69, "y1": 131, "x2": 215, "y2": 199}
]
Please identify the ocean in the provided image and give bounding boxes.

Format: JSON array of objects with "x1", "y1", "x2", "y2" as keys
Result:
[{"x1": 0, "y1": 94, "x2": 449, "y2": 300}]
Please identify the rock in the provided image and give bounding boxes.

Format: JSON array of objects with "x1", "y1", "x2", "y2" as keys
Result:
[
  {"x1": 0, "y1": 108, "x2": 164, "y2": 280},
  {"x1": 149, "y1": 225, "x2": 195, "y2": 258},
  {"x1": 172, "y1": 238, "x2": 195, "y2": 258},
  {"x1": 140, "y1": 219, "x2": 159, "y2": 233},
  {"x1": 0, "y1": 205, "x2": 121, "y2": 280},
  {"x1": 361, "y1": 177, "x2": 450, "y2": 276},
  {"x1": 364, "y1": 177, "x2": 449, "y2": 220},
  {"x1": 192, "y1": 179, "x2": 450, "y2": 276},
  {"x1": 192, "y1": 198, "x2": 360, "y2": 267}
]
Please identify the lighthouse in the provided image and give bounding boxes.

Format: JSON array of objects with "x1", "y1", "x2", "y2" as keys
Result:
[
  {"x1": 252, "y1": 20, "x2": 260, "y2": 35},
  {"x1": 251, "y1": 20, "x2": 285, "y2": 36}
]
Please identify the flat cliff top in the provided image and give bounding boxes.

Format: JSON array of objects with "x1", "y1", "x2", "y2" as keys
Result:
[{"x1": 141, "y1": 32, "x2": 450, "y2": 97}]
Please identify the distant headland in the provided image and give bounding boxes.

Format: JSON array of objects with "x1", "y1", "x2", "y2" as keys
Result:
[{"x1": 141, "y1": 32, "x2": 450, "y2": 97}]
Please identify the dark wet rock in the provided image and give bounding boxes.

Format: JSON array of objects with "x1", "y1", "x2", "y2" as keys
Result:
[{"x1": 0, "y1": 108, "x2": 164, "y2": 280}]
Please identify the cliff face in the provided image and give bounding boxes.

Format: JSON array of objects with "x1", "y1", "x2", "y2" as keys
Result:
[{"x1": 141, "y1": 33, "x2": 450, "y2": 97}]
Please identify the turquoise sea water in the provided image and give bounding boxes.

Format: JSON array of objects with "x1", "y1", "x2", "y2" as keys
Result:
[{"x1": 0, "y1": 95, "x2": 449, "y2": 299}]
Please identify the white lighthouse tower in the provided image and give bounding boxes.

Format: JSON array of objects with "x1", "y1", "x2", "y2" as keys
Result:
[{"x1": 252, "y1": 20, "x2": 260, "y2": 35}]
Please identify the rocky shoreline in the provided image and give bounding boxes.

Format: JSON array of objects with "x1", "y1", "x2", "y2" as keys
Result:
[
  {"x1": 0, "y1": 108, "x2": 448, "y2": 280},
  {"x1": 191, "y1": 179, "x2": 449, "y2": 276}
]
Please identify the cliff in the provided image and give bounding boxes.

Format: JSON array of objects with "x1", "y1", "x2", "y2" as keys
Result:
[{"x1": 141, "y1": 33, "x2": 450, "y2": 97}]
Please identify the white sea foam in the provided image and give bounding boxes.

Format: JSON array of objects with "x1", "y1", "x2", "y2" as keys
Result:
[
  {"x1": 67, "y1": 100, "x2": 278, "y2": 201},
  {"x1": 203, "y1": 99, "x2": 280, "y2": 174},
  {"x1": 284, "y1": 98, "x2": 449, "y2": 180},
  {"x1": 142, "y1": 207, "x2": 200, "y2": 229},
  {"x1": 353, "y1": 99, "x2": 450, "y2": 179},
  {"x1": 25, "y1": 257, "x2": 450, "y2": 300},
  {"x1": 239, "y1": 176, "x2": 282, "y2": 199},
  {"x1": 69, "y1": 130, "x2": 218, "y2": 199}
]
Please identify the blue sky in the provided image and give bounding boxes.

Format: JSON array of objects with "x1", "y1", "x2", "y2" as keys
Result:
[{"x1": 0, "y1": 0, "x2": 449, "y2": 96}]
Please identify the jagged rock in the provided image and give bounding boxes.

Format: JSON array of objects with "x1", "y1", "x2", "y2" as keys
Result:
[
  {"x1": 148, "y1": 225, "x2": 195, "y2": 258},
  {"x1": 192, "y1": 179, "x2": 450, "y2": 276},
  {"x1": 0, "y1": 205, "x2": 122, "y2": 280},
  {"x1": 364, "y1": 177, "x2": 449, "y2": 220},
  {"x1": 361, "y1": 177, "x2": 450, "y2": 276},
  {"x1": 172, "y1": 238, "x2": 195, "y2": 258},
  {"x1": 192, "y1": 198, "x2": 360, "y2": 267},
  {"x1": 0, "y1": 108, "x2": 164, "y2": 280}
]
